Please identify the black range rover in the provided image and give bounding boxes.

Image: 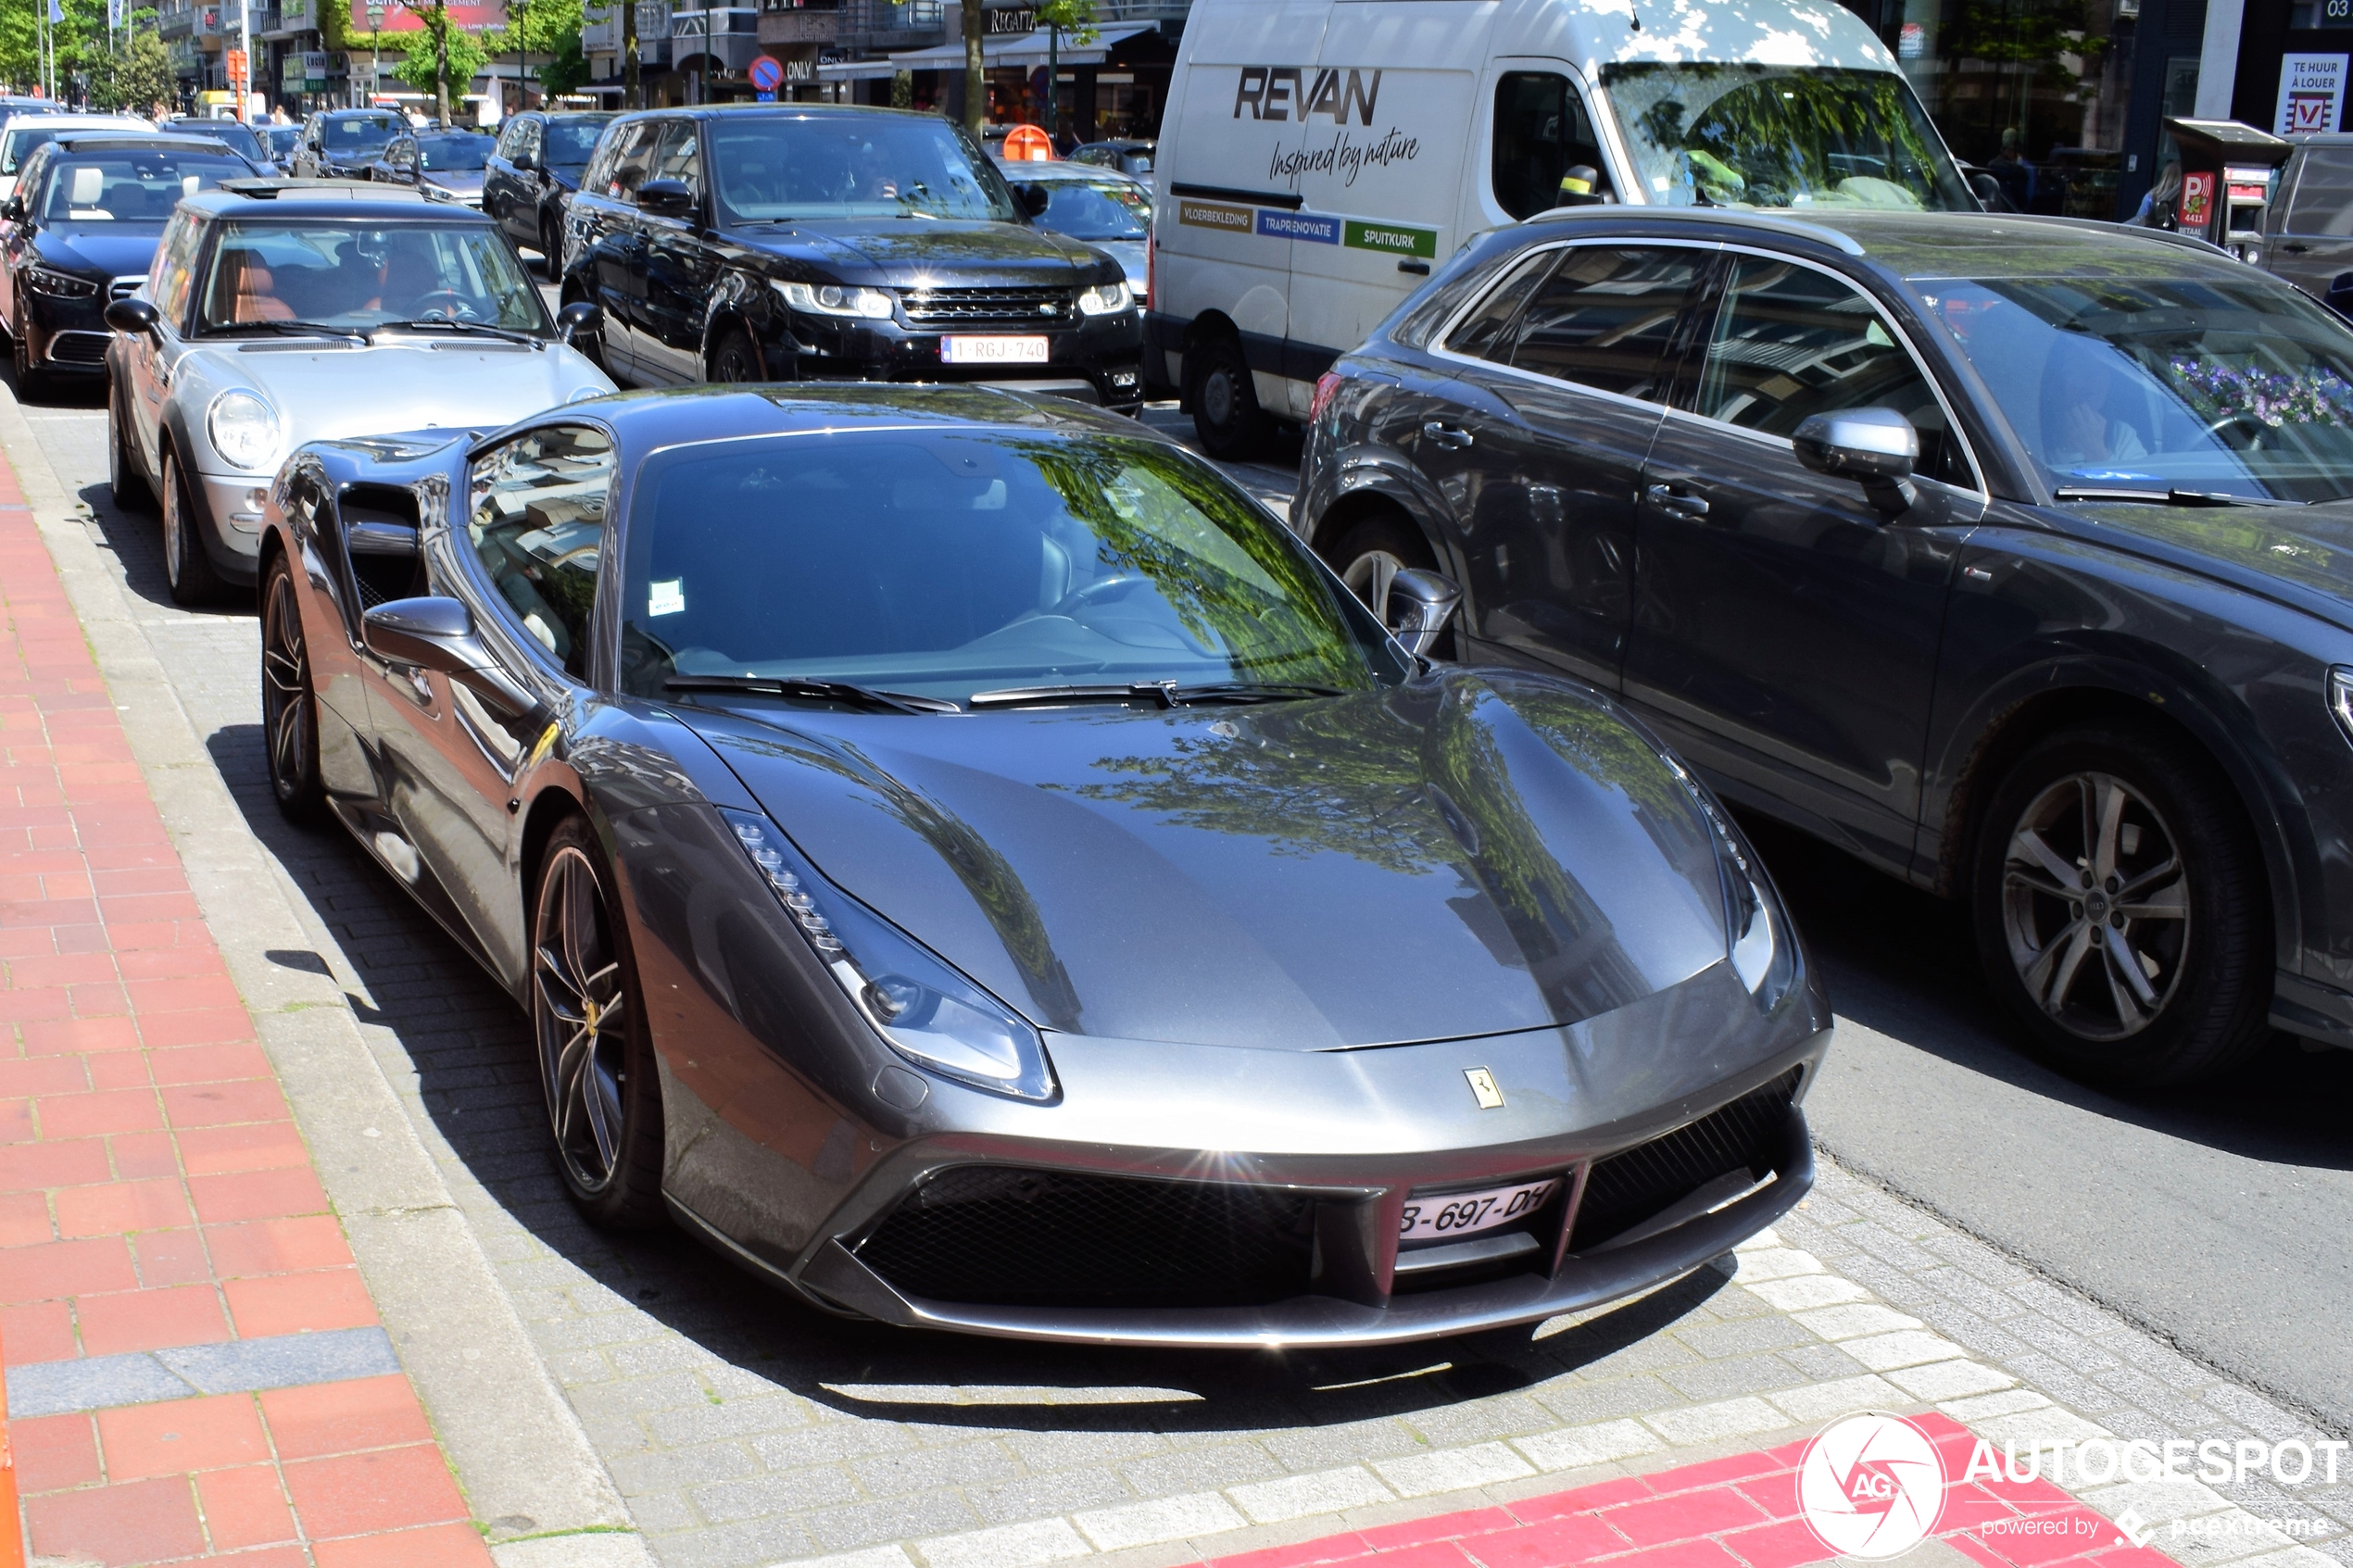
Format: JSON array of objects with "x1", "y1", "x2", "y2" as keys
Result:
[{"x1": 560, "y1": 106, "x2": 1145, "y2": 410}]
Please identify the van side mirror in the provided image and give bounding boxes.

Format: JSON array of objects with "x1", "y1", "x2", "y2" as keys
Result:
[
  {"x1": 1793, "y1": 406, "x2": 1919, "y2": 518},
  {"x1": 1386, "y1": 568, "x2": 1463, "y2": 660},
  {"x1": 106, "y1": 296, "x2": 160, "y2": 334}
]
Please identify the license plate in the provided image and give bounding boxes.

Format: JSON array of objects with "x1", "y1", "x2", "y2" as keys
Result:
[
  {"x1": 1399, "y1": 1178, "x2": 1560, "y2": 1245},
  {"x1": 942, "y1": 335, "x2": 1050, "y2": 365}
]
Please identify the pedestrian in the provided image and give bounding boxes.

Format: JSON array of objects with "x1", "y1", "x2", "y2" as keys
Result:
[
  {"x1": 1987, "y1": 126, "x2": 2032, "y2": 211},
  {"x1": 2126, "y1": 158, "x2": 2182, "y2": 229}
]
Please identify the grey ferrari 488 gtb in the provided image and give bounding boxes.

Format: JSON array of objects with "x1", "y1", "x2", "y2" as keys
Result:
[{"x1": 258, "y1": 384, "x2": 1830, "y2": 1347}]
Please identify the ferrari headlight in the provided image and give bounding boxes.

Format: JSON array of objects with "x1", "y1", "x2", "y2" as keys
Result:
[
  {"x1": 1076, "y1": 280, "x2": 1132, "y2": 316},
  {"x1": 777, "y1": 281, "x2": 895, "y2": 320},
  {"x1": 206, "y1": 390, "x2": 281, "y2": 471},
  {"x1": 24, "y1": 266, "x2": 99, "y2": 299},
  {"x1": 722, "y1": 809, "x2": 1057, "y2": 1102}
]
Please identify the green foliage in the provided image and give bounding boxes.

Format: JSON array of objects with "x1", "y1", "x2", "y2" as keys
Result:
[
  {"x1": 390, "y1": 6, "x2": 487, "y2": 98},
  {"x1": 86, "y1": 23, "x2": 173, "y2": 111},
  {"x1": 484, "y1": 0, "x2": 586, "y2": 99},
  {"x1": 1034, "y1": 0, "x2": 1096, "y2": 44}
]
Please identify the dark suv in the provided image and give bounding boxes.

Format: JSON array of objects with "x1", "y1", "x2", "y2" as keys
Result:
[
  {"x1": 560, "y1": 106, "x2": 1144, "y2": 409},
  {"x1": 1302, "y1": 205, "x2": 2353, "y2": 1089},
  {"x1": 483, "y1": 109, "x2": 614, "y2": 271}
]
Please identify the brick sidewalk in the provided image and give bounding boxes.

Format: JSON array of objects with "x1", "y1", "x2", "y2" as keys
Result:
[
  {"x1": 1178, "y1": 1414, "x2": 2176, "y2": 1568},
  {"x1": 0, "y1": 470, "x2": 496, "y2": 1563}
]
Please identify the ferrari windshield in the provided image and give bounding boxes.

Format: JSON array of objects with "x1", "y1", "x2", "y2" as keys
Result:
[
  {"x1": 1927, "y1": 272, "x2": 2353, "y2": 503},
  {"x1": 194, "y1": 221, "x2": 549, "y2": 335},
  {"x1": 710, "y1": 116, "x2": 1017, "y2": 223},
  {"x1": 620, "y1": 430, "x2": 1403, "y2": 703},
  {"x1": 1603, "y1": 63, "x2": 1974, "y2": 211}
]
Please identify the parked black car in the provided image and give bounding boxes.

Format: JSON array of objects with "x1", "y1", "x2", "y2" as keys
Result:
[
  {"x1": 560, "y1": 107, "x2": 1143, "y2": 410},
  {"x1": 1302, "y1": 206, "x2": 2353, "y2": 1088},
  {"x1": 291, "y1": 108, "x2": 409, "y2": 178},
  {"x1": 0, "y1": 133, "x2": 258, "y2": 393},
  {"x1": 484, "y1": 109, "x2": 614, "y2": 271}
]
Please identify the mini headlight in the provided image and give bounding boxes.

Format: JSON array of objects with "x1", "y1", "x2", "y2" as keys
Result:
[
  {"x1": 721, "y1": 809, "x2": 1057, "y2": 1102},
  {"x1": 24, "y1": 267, "x2": 99, "y2": 299},
  {"x1": 206, "y1": 390, "x2": 281, "y2": 472},
  {"x1": 1076, "y1": 280, "x2": 1133, "y2": 316},
  {"x1": 777, "y1": 281, "x2": 896, "y2": 320}
]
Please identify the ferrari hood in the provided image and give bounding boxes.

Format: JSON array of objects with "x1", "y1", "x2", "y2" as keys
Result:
[{"x1": 683, "y1": 670, "x2": 1737, "y2": 1051}]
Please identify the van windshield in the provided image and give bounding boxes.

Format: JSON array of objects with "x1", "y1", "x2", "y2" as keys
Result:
[{"x1": 1602, "y1": 63, "x2": 1974, "y2": 212}]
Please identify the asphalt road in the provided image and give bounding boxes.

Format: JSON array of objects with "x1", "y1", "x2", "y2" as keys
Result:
[{"x1": 19, "y1": 360, "x2": 2352, "y2": 1439}]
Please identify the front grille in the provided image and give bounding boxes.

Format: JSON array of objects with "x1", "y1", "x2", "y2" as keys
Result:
[
  {"x1": 1569, "y1": 1069, "x2": 1802, "y2": 1253},
  {"x1": 858, "y1": 1166, "x2": 1317, "y2": 1308},
  {"x1": 900, "y1": 286, "x2": 1072, "y2": 328},
  {"x1": 47, "y1": 332, "x2": 110, "y2": 365}
]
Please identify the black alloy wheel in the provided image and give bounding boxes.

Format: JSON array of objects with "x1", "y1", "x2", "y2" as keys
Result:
[
  {"x1": 531, "y1": 817, "x2": 665, "y2": 1227},
  {"x1": 1971, "y1": 721, "x2": 2271, "y2": 1087},
  {"x1": 160, "y1": 451, "x2": 225, "y2": 606},
  {"x1": 1189, "y1": 332, "x2": 1268, "y2": 460},
  {"x1": 539, "y1": 212, "x2": 563, "y2": 281},
  {"x1": 710, "y1": 327, "x2": 763, "y2": 383},
  {"x1": 259, "y1": 553, "x2": 323, "y2": 822},
  {"x1": 108, "y1": 381, "x2": 153, "y2": 511},
  {"x1": 10, "y1": 310, "x2": 44, "y2": 401},
  {"x1": 1324, "y1": 510, "x2": 1454, "y2": 660}
]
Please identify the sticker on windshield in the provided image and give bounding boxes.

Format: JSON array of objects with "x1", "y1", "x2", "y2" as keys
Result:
[{"x1": 648, "y1": 580, "x2": 686, "y2": 617}]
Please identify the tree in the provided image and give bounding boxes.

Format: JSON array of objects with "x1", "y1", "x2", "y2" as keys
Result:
[
  {"x1": 392, "y1": 0, "x2": 484, "y2": 121},
  {"x1": 88, "y1": 24, "x2": 173, "y2": 113},
  {"x1": 484, "y1": 0, "x2": 584, "y2": 107},
  {"x1": 959, "y1": 0, "x2": 982, "y2": 132}
]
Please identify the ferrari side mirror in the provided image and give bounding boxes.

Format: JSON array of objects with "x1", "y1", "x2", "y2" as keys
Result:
[{"x1": 364, "y1": 596, "x2": 540, "y2": 717}]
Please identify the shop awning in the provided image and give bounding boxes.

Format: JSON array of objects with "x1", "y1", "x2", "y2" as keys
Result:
[
  {"x1": 815, "y1": 57, "x2": 900, "y2": 81},
  {"x1": 884, "y1": 23, "x2": 1154, "y2": 72}
]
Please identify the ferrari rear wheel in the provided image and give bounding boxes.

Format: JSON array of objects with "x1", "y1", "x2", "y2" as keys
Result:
[
  {"x1": 259, "y1": 552, "x2": 323, "y2": 823},
  {"x1": 161, "y1": 452, "x2": 225, "y2": 607},
  {"x1": 532, "y1": 818, "x2": 665, "y2": 1227}
]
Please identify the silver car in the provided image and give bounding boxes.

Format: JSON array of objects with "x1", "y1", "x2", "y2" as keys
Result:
[
  {"x1": 104, "y1": 184, "x2": 612, "y2": 605},
  {"x1": 1001, "y1": 161, "x2": 1151, "y2": 307}
]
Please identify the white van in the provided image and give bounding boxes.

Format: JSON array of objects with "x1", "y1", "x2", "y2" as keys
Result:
[{"x1": 1149, "y1": 0, "x2": 1976, "y2": 457}]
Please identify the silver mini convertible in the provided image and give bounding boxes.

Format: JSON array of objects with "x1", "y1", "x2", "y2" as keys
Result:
[{"x1": 104, "y1": 182, "x2": 612, "y2": 605}]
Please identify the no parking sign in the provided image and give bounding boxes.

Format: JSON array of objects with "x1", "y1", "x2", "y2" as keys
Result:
[{"x1": 750, "y1": 55, "x2": 783, "y2": 100}]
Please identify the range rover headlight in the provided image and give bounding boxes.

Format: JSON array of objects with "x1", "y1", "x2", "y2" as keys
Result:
[
  {"x1": 721, "y1": 809, "x2": 1057, "y2": 1102},
  {"x1": 1076, "y1": 280, "x2": 1132, "y2": 316},
  {"x1": 206, "y1": 390, "x2": 281, "y2": 471},
  {"x1": 777, "y1": 281, "x2": 896, "y2": 320}
]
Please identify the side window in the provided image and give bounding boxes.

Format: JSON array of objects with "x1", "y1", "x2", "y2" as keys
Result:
[
  {"x1": 598, "y1": 121, "x2": 657, "y2": 199},
  {"x1": 496, "y1": 118, "x2": 527, "y2": 159},
  {"x1": 650, "y1": 120, "x2": 701, "y2": 204},
  {"x1": 1491, "y1": 72, "x2": 1612, "y2": 220},
  {"x1": 521, "y1": 119, "x2": 544, "y2": 166},
  {"x1": 466, "y1": 425, "x2": 616, "y2": 680},
  {"x1": 1504, "y1": 245, "x2": 1705, "y2": 401},
  {"x1": 1445, "y1": 248, "x2": 1560, "y2": 360},
  {"x1": 152, "y1": 213, "x2": 202, "y2": 328},
  {"x1": 2285, "y1": 149, "x2": 2353, "y2": 237},
  {"x1": 1694, "y1": 255, "x2": 1973, "y2": 488}
]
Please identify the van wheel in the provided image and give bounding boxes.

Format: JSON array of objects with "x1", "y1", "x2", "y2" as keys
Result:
[
  {"x1": 1189, "y1": 333, "x2": 1268, "y2": 460},
  {"x1": 1969, "y1": 721, "x2": 2270, "y2": 1087},
  {"x1": 1324, "y1": 511, "x2": 1455, "y2": 660}
]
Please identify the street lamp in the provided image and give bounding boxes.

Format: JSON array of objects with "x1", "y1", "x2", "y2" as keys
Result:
[{"x1": 365, "y1": 0, "x2": 383, "y2": 107}]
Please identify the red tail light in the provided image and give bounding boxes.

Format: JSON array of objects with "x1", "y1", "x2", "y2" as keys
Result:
[{"x1": 1311, "y1": 371, "x2": 1343, "y2": 422}]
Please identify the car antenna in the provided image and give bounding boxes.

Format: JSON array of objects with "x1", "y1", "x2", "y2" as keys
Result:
[{"x1": 1627, "y1": 0, "x2": 1641, "y2": 29}]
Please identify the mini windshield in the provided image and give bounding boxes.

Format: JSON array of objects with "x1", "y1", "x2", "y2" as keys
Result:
[
  {"x1": 195, "y1": 221, "x2": 548, "y2": 335},
  {"x1": 42, "y1": 149, "x2": 251, "y2": 223},
  {"x1": 170, "y1": 120, "x2": 264, "y2": 162},
  {"x1": 544, "y1": 118, "x2": 611, "y2": 169},
  {"x1": 1022, "y1": 175, "x2": 1149, "y2": 241},
  {"x1": 1603, "y1": 63, "x2": 1974, "y2": 211},
  {"x1": 418, "y1": 133, "x2": 493, "y2": 171},
  {"x1": 1928, "y1": 272, "x2": 2353, "y2": 504},
  {"x1": 710, "y1": 116, "x2": 1018, "y2": 223},
  {"x1": 3, "y1": 123, "x2": 145, "y2": 176},
  {"x1": 620, "y1": 430, "x2": 1403, "y2": 703},
  {"x1": 322, "y1": 115, "x2": 404, "y2": 155}
]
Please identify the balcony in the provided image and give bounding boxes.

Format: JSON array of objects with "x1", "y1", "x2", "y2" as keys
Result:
[{"x1": 756, "y1": 0, "x2": 836, "y2": 45}]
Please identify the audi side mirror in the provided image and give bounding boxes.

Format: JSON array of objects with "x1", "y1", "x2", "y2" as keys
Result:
[
  {"x1": 363, "y1": 596, "x2": 539, "y2": 717},
  {"x1": 637, "y1": 177, "x2": 695, "y2": 216},
  {"x1": 1793, "y1": 406, "x2": 1919, "y2": 519},
  {"x1": 105, "y1": 296, "x2": 160, "y2": 334},
  {"x1": 1014, "y1": 182, "x2": 1051, "y2": 218},
  {"x1": 1386, "y1": 568, "x2": 1463, "y2": 661},
  {"x1": 556, "y1": 299, "x2": 599, "y2": 345}
]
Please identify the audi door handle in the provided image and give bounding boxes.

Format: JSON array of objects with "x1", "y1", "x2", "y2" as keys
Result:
[
  {"x1": 1422, "y1": 420, "x2": 1474, "y2": 450},
  {"x1": 1646, "y1": 483, "x2": 1710, "y2": 518},
  {"x1": 2283, "y1": 242, "x2": 2311, "y2": 253}
]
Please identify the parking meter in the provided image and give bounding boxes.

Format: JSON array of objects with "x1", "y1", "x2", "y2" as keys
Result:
[{"x1": 2164, "y1": 118, "x2": 2293, "y2": 260}]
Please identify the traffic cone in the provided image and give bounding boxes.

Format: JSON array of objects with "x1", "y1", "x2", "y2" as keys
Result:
[{"x1": 0, "y1": 1324, "x2": 21, "y2": 1568}]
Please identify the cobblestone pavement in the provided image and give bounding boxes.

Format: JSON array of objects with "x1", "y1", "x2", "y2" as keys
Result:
[{"x1": 9, "y1": 377, "x2": 2351, "y2": 1568}]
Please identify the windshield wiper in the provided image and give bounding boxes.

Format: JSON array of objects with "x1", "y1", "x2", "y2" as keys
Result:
[
  {"x1": 968, "y1": 681, "x2": 1344, "y2": 709},
  {"x1": 663, "y1": 674, "x2": 958, "y2": 715},
  {"x1": 383, "y1": 318, "x2": 540, "y2": 346},
  {"x1": 209, "y1": 319, "x2": 370, "y2": 343},
  {"x1": 2053, "y1": 486, "x2": 2293, "y2": 508}
]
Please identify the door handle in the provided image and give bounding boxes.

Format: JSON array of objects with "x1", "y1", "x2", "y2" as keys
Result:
[
  {"x1": 2283, "y1": 242, "x2": 2311, "y2": 253},
  {"x1": 1645, "y1": 483, "x2": 1710, "y2": 519},
  {"x1": 1422, "y1": 420, "x2": 1474, "y2": 450}
]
